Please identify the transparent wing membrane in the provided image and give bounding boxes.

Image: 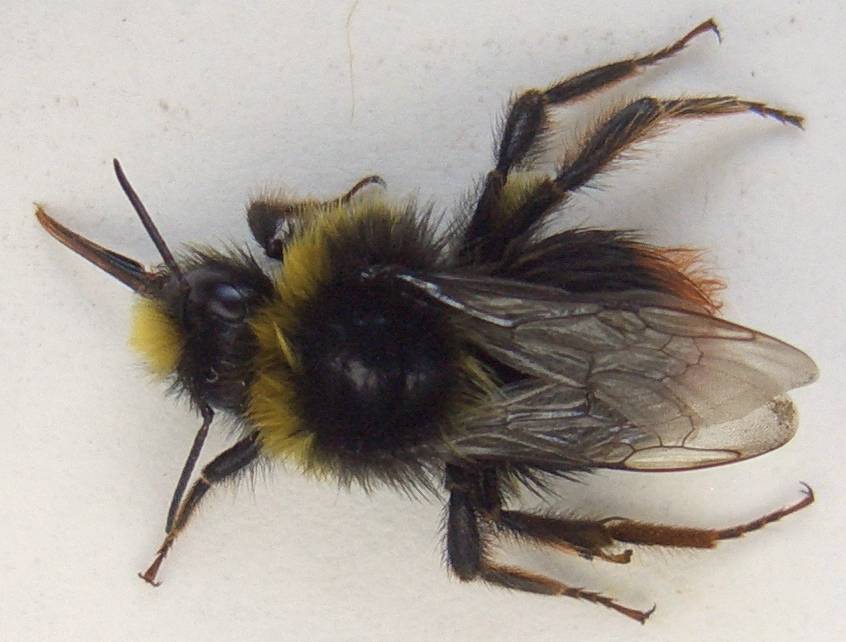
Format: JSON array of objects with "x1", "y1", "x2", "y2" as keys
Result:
[{"x1": 399, "y1": 272, "x2": 817, "y2": 471}]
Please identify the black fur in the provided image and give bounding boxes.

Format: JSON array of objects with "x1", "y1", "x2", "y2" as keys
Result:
[
  {"x1": 159, "y1": 249, "x2": 274, "y2": 413},
  {"x1": 293, "y1": 279, "x2": 459, "y2": 456},
  {"x1": 279, "y1": 205, "x2": 462, "y2": 487}
]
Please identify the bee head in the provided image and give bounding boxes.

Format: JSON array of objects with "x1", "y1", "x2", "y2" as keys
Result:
[{"x1": 36, "y1": 159, "x2": 272, "y2": 410}]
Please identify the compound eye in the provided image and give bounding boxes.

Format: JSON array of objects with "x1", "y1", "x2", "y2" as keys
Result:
[{"x1": 207, "y1": 282, "x2": 247, "y2": 321}]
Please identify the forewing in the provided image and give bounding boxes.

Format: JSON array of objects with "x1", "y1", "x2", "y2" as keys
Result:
[{"x1": 398, "y1": 272, "x2": 817, "y2": 471}]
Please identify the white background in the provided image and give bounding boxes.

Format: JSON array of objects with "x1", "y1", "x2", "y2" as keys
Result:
[{"x1": 1, "y1": 1, "x2": 843, "y2": 640}]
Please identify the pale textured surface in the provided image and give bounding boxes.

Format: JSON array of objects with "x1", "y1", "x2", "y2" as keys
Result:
[{"x1": 1, "y1": 1, "x2": 843, "y2": 640}]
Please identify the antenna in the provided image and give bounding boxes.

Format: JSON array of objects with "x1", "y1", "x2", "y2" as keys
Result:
[{"x1": 113, "y1": 158, "x2": 185, "y2": 283}]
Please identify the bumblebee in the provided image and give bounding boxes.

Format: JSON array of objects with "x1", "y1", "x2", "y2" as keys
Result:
[{"x1": 36, "y1": 20, "x2": 816, "y2": 622}]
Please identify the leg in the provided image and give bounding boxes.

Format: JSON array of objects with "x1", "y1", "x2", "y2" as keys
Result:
[
  {"x1": 497, "y1": 19, "x2": 720, "y2": 174},
  {"x1": 497, "y1": 511, "x2": 633, "y2": 564},
  {"x1": 445, "y1": 466, "x2": 653, "y2": 623},
  {"x1": 248, "y1": 175, "x2": 385, "y2": 259},
  {"x1": 165, "y1": 404, "x2": 214, "y2": 532},
  {"x1": 462, "y1": 20, "x2": 720, "y2": 259},
  {"x1": 602, "y1": 483, "x2": 814, "y2": 548},
  {"x1": 556, "y1": 96, "x2": 801, "y2": 194},
  {"x1": 139, "y1": 433, "x2": 262, "y2": 586},
  {"x1": 485, "y1": 94, "x2": 803, "y2": 262},
  {"x1": 338, "y1": 174, "x2": 386, "y2": 203},
  {"x1": 494, "y1": 484, "x2": 813, "y2": 555}
]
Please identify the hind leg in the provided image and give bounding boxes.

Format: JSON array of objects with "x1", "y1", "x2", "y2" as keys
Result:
[{"x1": 462, "y1": 20, "x2": 721, "y2": 261}]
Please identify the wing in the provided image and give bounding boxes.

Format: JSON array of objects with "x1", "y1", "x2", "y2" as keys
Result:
[{"x1": 396, "y1": 272, "x2": 818, "y2": 471}]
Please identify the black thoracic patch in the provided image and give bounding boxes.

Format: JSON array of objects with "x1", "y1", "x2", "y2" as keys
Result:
[{"x1": 293, "y1": 279, "x2": 459, "y2": 457}]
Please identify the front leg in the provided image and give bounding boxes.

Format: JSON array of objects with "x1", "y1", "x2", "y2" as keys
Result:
[
  {"x1": 165, "y1": 404, "x2": 214, "y2": 532},
  {"x1": 248, "y1": 174, "x2": 385, "y2": 259},
  {"x1": 139, "y1": 433, "x2": 262, "y2": 585}
]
